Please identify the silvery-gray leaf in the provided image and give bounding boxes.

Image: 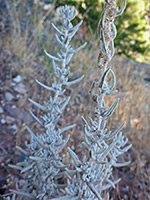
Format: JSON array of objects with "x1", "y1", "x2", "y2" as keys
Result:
[
  {"x1": 65, "y1": 169, "x2": 76, "y2": 175},
  {"x1": 65, "y1": 75, "x2": 84, "y2": 86},
  {"x1": 87, "y1": 182, "x2": 102, "y2": 200},
  {"x1": 52, "y1": 59, "x2": 61, "y2": 77},
  {"x1": 8, "y1": 164, "x2": 22, "y2": 171},
  {"x1": 113, "y1": 161, "x2": 131, "y2": 167},
  {"x1": 82, "y1": 141, "x2": 90, "y2": 150},
  {"x1": 60, "y1": 96, "x2": 71, "y2": 111},
  {"x1": 28, "y1": 98, "x2": 47, "y2": 111},
  {"x1": 44, "y1": 50, "x2": 62, "y2": 61},
  {"x1": 120, "y1": 144, "x2": 132, "y2": 153},
  {"x1": 54, "y1": 105, "x2": 62, "y2": 114},
  {"x1": 103, "y1": 98, "x2": 119, "y2": 117},
  {"x1": 30, "y1": 110, "x2": 43, "y2": 126},
  {"x1": 29, "y1": 156, "x2": 44, "y2": 161},
  {"x1": 108, "y1": 69, "x2": 116, "y2": 92},
  {"x1": 116, "y1": 0, "x2": 126, "y2": 16},
  {"x1": 55, "y1": 34, "x2": 65, "y2": 48},
  {"x1": 21, "y1": 163, "x2": 34, "y2": 173},
  {"x1": 35, "y1": 79, "x2": 55, "y2": 92},
  {"x1": 89, "y1": 117, "x2": 98, "y2": 128},
  {"x1": 101, "y1": 178, "x2": 121, "y2": 191},
  {"x1": 100, "y1": 137, "x2": 119, "y2": 159},
  {"x1": 105, "y1": 121, "x2": 125, "y2": 140},
  {"x1": 59, "y1": 124, "x2": 76, "y2": 134},
  {"x1": 99, "y1": 67, "x2": 110, "y2": 88},
  {"x1": 84, "y1": 135, "x2": 92, "y2": 146},
  {"x1": 70, "y1": 42, "x2": 87, "y2": 53},
  {"x1": 56, "y1": 135, "x2": 71, "y2": 151},
  {"x1": 16, "y1": 146, "x2": 28, "y2": 155},
  {"x1": 66, "y1": 53, "x2": 74, "y2": 65},
  {"x1": 68, "y1": 20, "x2": 83, "y2": 39},
  {"x1": 10, "y1": 190, "x2": 35, "y2": 199},
  {"x1": 26, "y1": 127, "x2": 48, "y2": 149},
  {"x1": 67, "y1": 147, "x2": 82, "y2": 167},
  {"x1": 51, "y1": 23, "x2": 64, "y2": 35},
  {"x1": 53, "y1": 162, "x2": 69, "y2": 169}
]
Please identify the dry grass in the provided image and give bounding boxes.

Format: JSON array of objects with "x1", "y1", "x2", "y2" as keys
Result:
[{"x1": 1, "y1": 0, "x2": 58, "y2": 76}]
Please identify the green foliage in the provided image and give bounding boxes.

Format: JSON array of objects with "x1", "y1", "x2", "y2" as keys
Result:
[{"x1": 115, "y1": 0, "x2": 150, "y2": 62}]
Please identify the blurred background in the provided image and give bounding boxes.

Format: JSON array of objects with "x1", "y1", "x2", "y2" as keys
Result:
[{"x1": 0, "y1": 0, "x2": 150, "y2": 199}]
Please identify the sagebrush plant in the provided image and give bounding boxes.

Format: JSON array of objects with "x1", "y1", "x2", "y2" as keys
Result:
[
  {"x1": 8, "y1": 5, "x2": 86, "y2": 199},
  {"x1": 7, "y1": 0, "x2": 131, "y2": 200}
]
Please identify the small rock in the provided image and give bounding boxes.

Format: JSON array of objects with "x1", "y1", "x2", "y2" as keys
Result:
[
  {"x1": 5, "y1": 92, "x2": 14, "y2": 101},
  {"x1": 4, "y1": 105, "x2": 18, "y2": 118},
  {"x1": 12, "y1": 105, "x2": 16, "y2": 109},
  {"x1": 16, "y1": 94, "x2": 20, "y2": 98},
  {"x1": 10, "y1": 124, "x2": 18, "y2": 133},
  {"x1": 1, "y1": 119, "x2": 6, "y2": 124},
  {"x1": 0, "y1": 106, "x2": 4, "y2": 114},
  {"x1": 13, "y1": 75, "x2": 22, "y2": 83},
  {"x1": 13, "y1": 83, "x2": 27, "y2": 94},
  {"x1": 11, "y1": 82, "x2": 16, "y2": 86},
  {"x1": 6, "y1": 116, "x2": 15, "y2": 124},
  {"x1": 20, "y1": 109, "x2": 33, "y2": 123}
]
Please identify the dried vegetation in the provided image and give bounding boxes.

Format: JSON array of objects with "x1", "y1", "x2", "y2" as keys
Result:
[{"x1": 0, "y1": 0, "x2": 150, "y2": 199}]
